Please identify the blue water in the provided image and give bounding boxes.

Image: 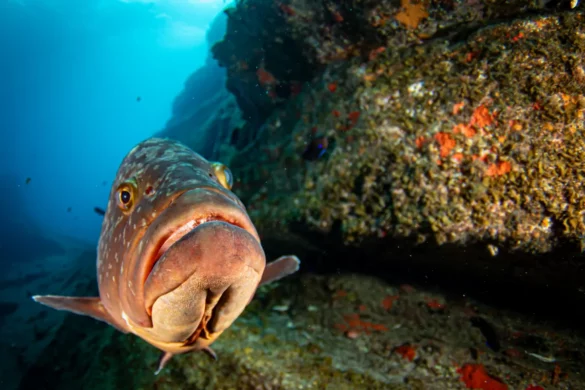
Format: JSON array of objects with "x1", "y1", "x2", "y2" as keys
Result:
[{"x1": 0, "y1": 0, "x2": 228, "y2": 243}]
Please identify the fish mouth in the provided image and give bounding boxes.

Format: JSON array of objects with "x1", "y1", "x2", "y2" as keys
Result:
[
  {"x1": 152, "y1": 214, "x2": 245, "y2": 270},
  {"x1": 145, "y1": 186, "x2": 260, "y2": 284},
  {"x1": 119, "y1": 186, "x2": 262, "y2": 329}
]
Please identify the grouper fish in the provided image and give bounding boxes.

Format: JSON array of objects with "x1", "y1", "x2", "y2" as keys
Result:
[{"x1": 32, "y1": 138, "x2": 300, "y2": 374}]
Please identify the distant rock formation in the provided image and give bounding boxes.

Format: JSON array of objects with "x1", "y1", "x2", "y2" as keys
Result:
[{"x1": 157, "y1": 11, "x2": 240, "y2": 161}]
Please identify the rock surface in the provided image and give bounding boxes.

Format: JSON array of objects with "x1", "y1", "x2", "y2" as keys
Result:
[
  {"x1": 158, "y1": 1, "x2": 585, "y2": 300},
  {"x1": 0, "y1": 236, "x2": 96, "y2": 390},
  {"x1": 19, "y1": 272, "x2": 585, "y2": 389},
  {"x1": 214, "y1": 6, "x2": 585, "y2": 254}
]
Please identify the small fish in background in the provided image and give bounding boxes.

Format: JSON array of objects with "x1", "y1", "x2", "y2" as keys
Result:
[
  {"x1": 33, "y1": 138, "x2": 300, "y2": 375},
  {"x1": 302, "y1": 135, "x2": 329, "y2": 161},
  {"x1": 25, "y1": 177, "x2": 31, "y2": 184},
  {"x1": 470, "y1": 316, "x2": 501, "y2": 352},
  {"x1": 67, "y1": 207, "x2": 72, "y2": 212},
  {"x1": 136, "y1": 96, "x2": 141, "y2": 102},
  {"x1": 93, "y1": 207, "x2": 106, "y2": 216},
  {"x1": 102, "y1": 181, "x2": 107, "y2": 186}
]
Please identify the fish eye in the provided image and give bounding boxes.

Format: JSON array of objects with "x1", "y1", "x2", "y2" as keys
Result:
[
  {"x1": 211, "y1": 162, "x2": 233, "y2": 190},
  {"x1": 116, "y1": 180, "x2": 137, "y2": 212},
  {"x1": 120, "y1": 190, "x2": 131, "y2": 204}
]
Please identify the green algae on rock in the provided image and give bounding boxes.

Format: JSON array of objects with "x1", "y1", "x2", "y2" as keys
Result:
[{"x1": 225, "y1": 11, "x2": 585, "y2": 254}]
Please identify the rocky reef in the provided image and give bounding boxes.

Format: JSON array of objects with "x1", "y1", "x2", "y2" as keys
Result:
[
  {"x1": 150, "y1": 0, "x2": 585, "y2": 335},
  {"x1": 20, "y1": 271, "x2": 585, "y2": 389},
  {"x1": 129, "y1": 1, "x2": 585, "y2": 388},
  {"x1": 157, "y1": 0, "x2": 585, "y2": 298},
  {"x1": 208, "y1": 0, "x2": 585, "y2": 255}
]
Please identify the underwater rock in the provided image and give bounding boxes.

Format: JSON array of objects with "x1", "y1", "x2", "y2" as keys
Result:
[
  {"x1": 0, "y1": 244, "x2": 97, "y2": 390},
  {"x1": 158, "y1": 61, "x2": 240, "y2": 161},
  {"x1": 160, "y1": 1, "x2": 585, "y2": 314},
  {"x1": 211, "y1": 0, "x2": 575, "y2": 139},
  {"x1": 211, "y1": 0, "x2": 315, "y2": 137},
  {"x1": 18, "y1": 274, "x2": 585, "y2": 389},
  {"x1": 223, "y1": 10, "x2": 585, "y2": 256},
  {"x1": 175, "y1": 0, "x2": 585, "y2": 255}
]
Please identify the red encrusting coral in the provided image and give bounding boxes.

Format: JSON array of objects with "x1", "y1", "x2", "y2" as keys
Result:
[
  {"x1": 457, "y1": 364, "x2": 508, "y2": 390},
  {"x1": 395, "y1": 344, "x2": 417, "y2": 361},
  {"x1": 382, "y1": 295, "x2": 399, "y2": 310},
  {"x1": 334, "y1": 313, "x2": 388, "y2": 336}
]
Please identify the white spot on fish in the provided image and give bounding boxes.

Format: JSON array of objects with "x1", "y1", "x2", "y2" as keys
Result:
[{"x1": 121, "y1": 311, "x2": 131, "y2": 327}]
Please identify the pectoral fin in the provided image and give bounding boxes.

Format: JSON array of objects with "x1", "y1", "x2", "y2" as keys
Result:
[
  {"x1": 260, "y1": 255, "x2": 300, "y2": 286},
  {"x1": 32, "y1": 295, "x2": 128, "y2": 333}
]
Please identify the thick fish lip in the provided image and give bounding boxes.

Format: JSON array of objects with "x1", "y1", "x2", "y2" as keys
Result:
[
  {"x1": 153, "y1": 213, "x2": 239, "y2": 268},
  {"x1": 119, "y1": 186, "x2": 261, "y2": 328},
  {"x1": 151, "y1": 187, "x2": 259, "y2": 263},
  {"x1": 145, "y1": 186, "x2": 260, "y2": 282}
]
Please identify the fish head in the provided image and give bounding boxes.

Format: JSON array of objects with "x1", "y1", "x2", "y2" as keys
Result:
[{"x1": 98, "y1": 138, "x2": 265, "y2": 352}]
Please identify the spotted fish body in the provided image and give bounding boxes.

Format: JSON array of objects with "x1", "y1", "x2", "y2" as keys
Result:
[{"x1": 33, "y1": 138, "x2": 300, "y2": 374}]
